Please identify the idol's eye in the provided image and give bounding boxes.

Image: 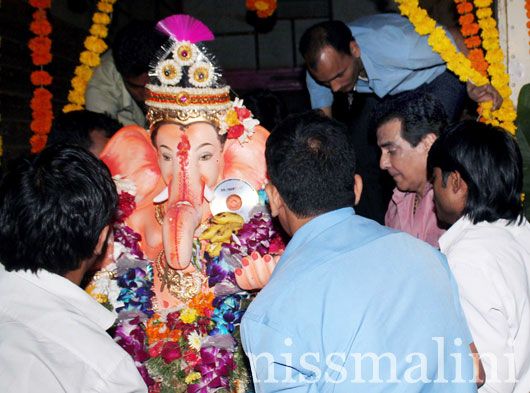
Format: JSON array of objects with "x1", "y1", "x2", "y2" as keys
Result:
[{"x1": 199, "y1": 152, "x2": 213, "y2": 161}]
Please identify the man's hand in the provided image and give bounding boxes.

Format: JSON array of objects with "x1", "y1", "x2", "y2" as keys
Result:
[{"x1": 467, "y1": 82, "x2": 503, "y2": 110}]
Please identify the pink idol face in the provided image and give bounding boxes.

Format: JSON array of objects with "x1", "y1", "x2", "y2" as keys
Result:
[{"x1": 155, "y1": 122, "x2": 223, "y2": 190}]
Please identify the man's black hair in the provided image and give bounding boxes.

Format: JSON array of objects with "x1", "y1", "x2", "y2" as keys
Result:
[
  {"x1": 48, "y1": 110, "x2": 122, "y2": 151},
  {"x1": 428, "y1": 120, "x2": 524, "y2": 224},
  {"x1": 299, "y1": 20, "x2": 354, "y2": 69},
  {"x1": 0, "y1": 145, "x2": 118, "y2": 275},
  {"x1": 266, "y1": 110, "x2": 356, "y2": 217},
  {"x1": 373, "y1": 91, "x2": 448, "y2": 147},
  {"x1": 112, "y1": 20, "x2": 167, "y2": 78}
]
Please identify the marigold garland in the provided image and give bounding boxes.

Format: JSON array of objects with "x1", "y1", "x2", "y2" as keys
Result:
[
  {"x1": 28, "y1": 0, "x2": 53, "y2": 153},
  {"x1": 395, "y1": 0, "x2": 516, "y2": 134},
  {"x1": 246, "y1": 0, "x2": 277, "y2": 18},
  {"x1": 473, "y1": 0, "x2": 517, "y2": 133},
  {"x1": 63, "y1": 0, "x2": 116, "y2": 113},
  {"x1": 454, "y1": 0, "x2": 488, "y2": 75}
]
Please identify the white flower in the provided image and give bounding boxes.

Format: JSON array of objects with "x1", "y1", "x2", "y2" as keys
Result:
[{"x1": 188, "y1": 331, "x2": 203, "y2": 351}]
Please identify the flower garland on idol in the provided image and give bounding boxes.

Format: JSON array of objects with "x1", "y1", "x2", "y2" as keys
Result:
[
  {"x1": 395, "y1": 0, "x2": 516, "y2": 134},
  {"x1": 28, "y1": 0, "x2": 53, "y2": 153},
  {"x1": 88, "y1": 176, "x2": 285, "y2": 392},
  {"x1": 63, "y1": 0, "x2": 115, "y2": 113}
]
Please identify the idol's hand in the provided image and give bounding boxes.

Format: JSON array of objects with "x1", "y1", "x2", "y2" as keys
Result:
[{"x1": 235, "y1": 251, "x2": 279, "y2": 290}]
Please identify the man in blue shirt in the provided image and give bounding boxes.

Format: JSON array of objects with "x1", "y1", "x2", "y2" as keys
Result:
[
  {"x1": 299, "y1": 14, "x2": 501, "y2": 120},
  {"x1": 241, "y1": 111, "x2": 480, "y2": 392}
]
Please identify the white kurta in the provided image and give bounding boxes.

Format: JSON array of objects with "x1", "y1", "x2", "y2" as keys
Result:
[
  {"x1": 0, "y1": 263, "x2": 147, "y2": 393},
  {"x1": 440, "y1": 217, "x2": 530, "y2": 393}
]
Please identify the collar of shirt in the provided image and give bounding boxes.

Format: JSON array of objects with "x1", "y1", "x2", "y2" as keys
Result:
[
  {"x1": 9, "y1": 265, "x2": 117, "y2": 330},
  {"x1": 439, "y1": 215, "x2": 518, "y2": 253},
  {"x1": 272, "y1": 207, "x2": 355, "y2": 277},
  {"x1": 391, "y1": 182, "x2": 433, "y2": 205}
]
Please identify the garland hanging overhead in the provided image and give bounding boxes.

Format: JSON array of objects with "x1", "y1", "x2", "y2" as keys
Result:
[
  {"x1": 63, "y1": 0, "x2": 115, "y2": 113},
  {"x1": 28, "y1": 0, "x2": 53, "y2": 153},
  {"x1": 396, "y1": 0, "x2": 516, "y2": 134}
]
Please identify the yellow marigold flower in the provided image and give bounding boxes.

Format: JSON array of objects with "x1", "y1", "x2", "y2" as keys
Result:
[
  {"x1": 474, "y1": 0, "x2": 492, "y2": 7},
  {"x1": 476, "y1": 8, "x2": 492, "y2": 18},
  {"x1": 90, "y1": 23, "x2": 108, "y2": 38},
  {"x1": 185, "y1": 372, "x2": 201, "y2": 384},
  {"x1": 85, "y1": 36, "x2": 108, "y2": 54},
  {"x1": 63, "y1": 104, "x2": 84, "y2": 113},
  {"x1": 93, "y1": 12, "x2": 111, "y2": 25},
  {"x1": 68, "y1": 90, "x2": 85, "y2": 105},
  {"x1": 101, "y1": 0, "x2": 118, "y2": 4},
  {"x1": 74, "y1": 65, "x2": 93, "y2": 81},
  {"x1": 72, "y1": 76, "x2": 88, "y2": 91},
  {"x1": 180, "y1": 308, "x2": 198, "y2": 324},
  {"x1": 80, "y1": 51, "x2": 101, "y2": 67},
  {"x1": 97, "y1": 2, "x2": 113, "y2": 13}
]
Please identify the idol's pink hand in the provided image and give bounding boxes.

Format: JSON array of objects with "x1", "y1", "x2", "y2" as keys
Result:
[{"x1": 235, "y1": 251, "x2": 279, "y2": 290}]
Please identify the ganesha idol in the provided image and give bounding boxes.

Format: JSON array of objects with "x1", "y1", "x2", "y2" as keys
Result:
[{"x1": 88, "y1": 15, "x2": 284, "y2": 393}]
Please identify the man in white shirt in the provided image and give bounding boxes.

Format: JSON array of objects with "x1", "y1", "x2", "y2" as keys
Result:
[
  {"x1": 429, "y1": 120, "x2": 530, "y2": 393},
  {"x1": 0, "y1": 145, "x2": 147, "y2": 393}
]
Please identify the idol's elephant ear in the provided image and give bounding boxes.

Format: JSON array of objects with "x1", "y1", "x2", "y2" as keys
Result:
[
  {"x1": 222, "y1": 125, "x2": 269, "y2": 189},
  {"x1": 99, "y1": 125, "x2": 165, "y2": 209}
]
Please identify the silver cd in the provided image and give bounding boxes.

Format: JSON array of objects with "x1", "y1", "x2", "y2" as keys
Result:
[{"x1": 210, "y1": 178, "x2": 259, "y2": 221}]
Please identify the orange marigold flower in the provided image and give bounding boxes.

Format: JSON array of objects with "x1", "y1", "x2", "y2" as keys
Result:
[
  {"x1": 31, "y1": 51, "x2": 52, "y2": 66},
  {"x1": 30, "y1": 134, "x2": 48, "y2": 153},
  {"x1": 246, "y1": 0, "x2": 277, "y2": 18},
  {"x1": 189, "y1": 291, "x2": 215, "y2": 317},
  {"x1": 28, "y1": 36, "x2": 52, "y2": 52},
  {"x1": 30, "y1": 70, "x2": 52, "y2": 86},
  {"x1": 29, "y1": 0, "x2": 51, "y2": 8},
  {"x1": 462, "y1": 22, "x2": 480, "y2": 36},
  {"x1": 468, "y1": 48, "x2": 486, "y2": 61},
  {"x1": 30, "y1": 19, "x2": 52, "y2": 36},
  {"x1": 459, "y1": 13, "x2": 475, "y2": 26},
  {"x1": 464, "y1": 36, "x2": 482, "y2": 48},
  {"x1": 457, "y1": 2, "x2": 473, "y2": 14}
]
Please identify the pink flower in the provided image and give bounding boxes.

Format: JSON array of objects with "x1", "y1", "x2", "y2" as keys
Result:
[
  {"x1": 227, "y1": 124, "x2": 245, "y2": 139},
  {"x1": 234, "y1": 106, "x2": 251, "y2": 119},
  {"x1": 184, "y1": 350, "x2": 200, "y2": 367},
  {"x1": 148, "y1": 341, "x2": 164, "y2": 357},
  {"x1": 161, "y1": 341, "x2": 182, "y2": 364},
  {"x1": 117, "y1": 192, "x2": 136, "y2": 222}
]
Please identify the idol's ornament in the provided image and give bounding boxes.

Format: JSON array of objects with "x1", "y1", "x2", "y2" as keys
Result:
[{"x1": 87, "y1": 14, "x2": 285, "y2": 393}]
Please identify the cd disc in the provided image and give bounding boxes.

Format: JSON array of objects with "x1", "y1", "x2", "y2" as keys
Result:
[{"x1": 210, "y1": 178, "x2": 259, "y2": 221}]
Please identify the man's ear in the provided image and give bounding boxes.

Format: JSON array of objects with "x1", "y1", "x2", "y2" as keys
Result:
[
  {"x1": 420, "y1": 133, "x2": 437, "y2": 151},
  {"x1": 94, "y1": 225, "x2": 110, "y2": 256},
  {"x1": 265, "y1": 183, "x2": 283, "y2": 218},
  {"x1": 350, "y1": 40, "x2": 361, "y2": 58},
  {"x1": 450, "y1": 171, "x2": 468, "y2": 195},
  {"x1": 354, "y1": 174, "x2": 363, "y2": 206}
]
